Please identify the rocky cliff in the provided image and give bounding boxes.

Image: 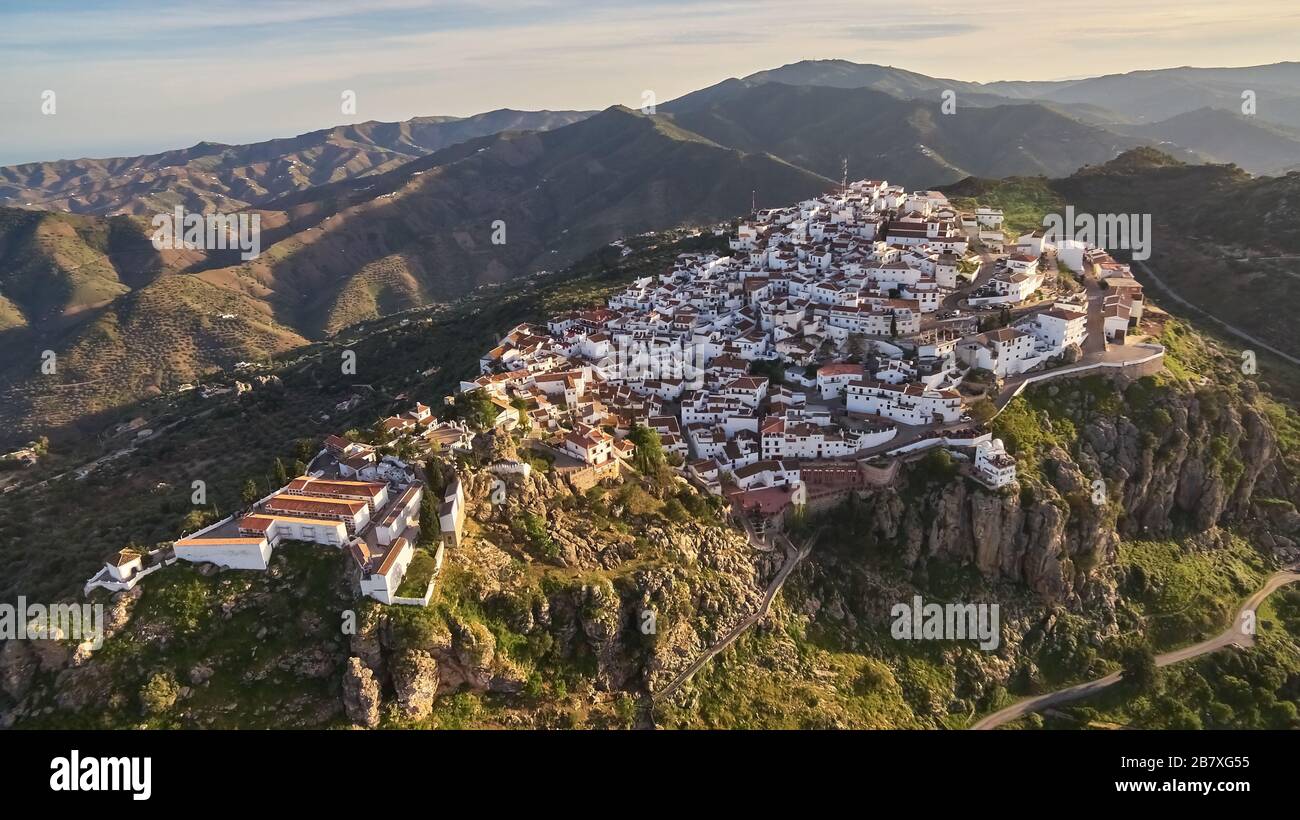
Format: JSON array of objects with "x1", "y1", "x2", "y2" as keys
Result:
[
  {"x1": 342, "y1": 462, "x2": 778, "y2": 725},
  {"x1": 833, "y1": 369, "x2": 1296, "y2": 608}
]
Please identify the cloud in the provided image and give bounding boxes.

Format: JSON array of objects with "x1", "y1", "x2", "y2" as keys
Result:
[{"x1": 845, "y1": 22, "x2": 981, "y2": 41}]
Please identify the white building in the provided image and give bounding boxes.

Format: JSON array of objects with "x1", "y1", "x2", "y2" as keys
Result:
[
  {"x1": 439, "y1": 476, "x2": 466, "y2": 546},
  {"x1": 1024, "y1": 308, "x2": 1087, "y2": 351},
  {"x1": 845, "y1": 380, "x2": 963, "y2": 424},
  {"x1": 262, "y1": 493, "x2": 372, "y2": 535},
  {"x1": 373, "y1": 484, "x2": 423, "y2": 547},
  {"x1": 974, "y1": 438, "x2": 1017, "y2": 488},
  {"x1": 816, "y1": 363, "x2": 865, "y2": 400},
  {"x1": 562, "y1": 424, "x2": 615, "y2": 465},
  {"x1": 355, "y1": 537, "x2": 414, "y2": 605},
  {"x1": 173, "y1": 535, "x2": 272, "y2": 570},
  {"x1": 957, "y1": 328, "x2": 1043, "y2": 377},
  {"x1": 238, "y1": 513, "x2": 349, "y2": 547}
]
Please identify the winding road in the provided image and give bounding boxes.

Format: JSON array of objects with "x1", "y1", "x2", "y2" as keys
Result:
[
  {"x1": 971, "y1": 567, "x2": 1300, "y2": 729},
  {"x1": 1133, "y1": 260, "x2": 1300, "y2": 368}
]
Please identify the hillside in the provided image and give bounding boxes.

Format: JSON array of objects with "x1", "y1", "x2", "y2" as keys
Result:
[
  {"x1": 4, "y1": 228, "x2": 1300, "y2": 731},
  {"x1": 0, "y1": 109, "x2": 592, "y2": 216},
  {"x1": 664, "y1": 82, "x2": 1145, "y2": 186},
  {"x1": 668, "y1": 60, "x2": 1300, "y2": 173},
  {"x1": 1115, "y1": 108, "x2": 1300, "y2": 175},
  {"x1": 193, "y1": 106, "x2": 833, "y2": 339},
  {"x1": 0, "y1": 109, "x2": 833, "y2": 442},
  {"x1": 0, "y1": 207, "x2": 306, "y2": 440},
  {"x1": 983, "y1": 62, "x2": 1300, "y2": 131}
]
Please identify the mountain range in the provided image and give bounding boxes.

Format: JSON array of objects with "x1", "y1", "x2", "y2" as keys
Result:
[
  {"x1": 4, "y1": 59, "x2": 1300, "y2": 443},
  {"x1": 0, "y1": 109, "x2": 591, "y2": 216}
]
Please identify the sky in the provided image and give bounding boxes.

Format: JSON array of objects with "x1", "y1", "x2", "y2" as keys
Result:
[{"x1": 1, "y1": 0, "x2": 1298, "y2": 165}]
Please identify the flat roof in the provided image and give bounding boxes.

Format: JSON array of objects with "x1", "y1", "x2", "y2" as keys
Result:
[{"x1": 175, "y1": 536, "x2": 266, "y2": 547}]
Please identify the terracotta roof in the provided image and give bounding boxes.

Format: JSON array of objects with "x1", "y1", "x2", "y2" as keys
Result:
[{"x1": 377, "y1": 537, "x2": 410, "y2": 576}]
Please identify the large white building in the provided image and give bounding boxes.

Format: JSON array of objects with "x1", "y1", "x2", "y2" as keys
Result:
[
  {"x1": 237, "y1": 513, "x2": 349, "y2": 547},
  {"x1": 373, "y1": 484, "x2": 423, "y2": 547},
  {"x1": 173, "y1": 535, "x2": 272, "y2": 570},
  {"x1": 845, "y1": 380, "x2": 963, "y2": 425}
]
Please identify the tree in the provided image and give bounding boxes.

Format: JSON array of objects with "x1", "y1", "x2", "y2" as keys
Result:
[
  {"x1": 179, "y1": 507, "x2": 214, "y2": 534},
  {"x1": 846, "y1": 333, "x2": 867, "y2": 362},
  {"x1": 511, "y1": 397, "x2": 531, "y2": 433},
  {"x1": 139, "y1": 671, "x2": 180, "y2": 716},
  {"x1": 661, "y1": 498, "x2": 688, "y2": 522},
  {"x1": 515, "y1": 511, "x2": 558, "y2": 559},
  {"x1": 418, "y1": 485, "x2": 440, "y2": 546},
  {"x1": 240, "y1": 478, "x2": 260, "y2": 505},
  {"x1": 969, "y1": 398, "x2": 998, "y2": 425},
  {"x1": 295, "y1": 438, "x2": 317, "y2": 462},
  {"x1": 273, "y1": 457, "x2": 289, "y2": 486},
  {"x1": 395, "y1": 438, "x2": 418, "y2": 462},
  {"x1": 455, "y1": 389, "x2": 498, "y2": 431},
  {"x1": 748, "y1": 358, "x2": 785, "y2": 386},
  {"x1": 627, "y1": 424, "x2": 665, "y2": 475},
  {"x1": 423, "y1": 459, "x2": 447, "y2": 497},
  {"x1": 889, "y1": 313, "x2": 898, "y2": 339},
  {"x1": 293, "y1": 459, "x2": 308, "y2": 476},
  {"x1": 1120, "y1": 644, "x2": 1159, "y2": 693}
]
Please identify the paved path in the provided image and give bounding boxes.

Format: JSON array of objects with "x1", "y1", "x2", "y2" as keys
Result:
[
  {"x1": 651, "y1": 529, "x2": 819, "y2": 704},
  {"x1": 971, "y1": 567, "x2": 1300, "y2": 730}
]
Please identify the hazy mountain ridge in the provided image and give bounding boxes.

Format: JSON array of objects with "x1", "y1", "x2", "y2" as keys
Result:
[
  {"x1": 664, "y1": 82, "x2": 1148, "y2": 184},
  {"x1": 668, "y1": 59, "x2": 1300, "y2": 170},
  {"x1": 0, "y1": 109, "x2": 592, "y2": 217},
  {"x1": 0, "y1": 107, "x2": 832, "y2": 438},
  {"x1": 1112, "y1": 108, "x2": 1300, "y2": 175},
  {"x1": 7, "y1": 60, "x2": 1300, "y2": 440}
]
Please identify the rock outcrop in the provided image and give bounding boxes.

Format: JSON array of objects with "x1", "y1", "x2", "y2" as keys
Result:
[
  {"x1": 342, "y1": 657, "x2": 381, "y2": 728},
  {"x1": 392, "y1": 650, "x2": 438, "y2": 721}
]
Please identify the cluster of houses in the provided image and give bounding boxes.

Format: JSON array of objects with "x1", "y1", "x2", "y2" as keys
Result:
[
  {"x1": 460, "y1": 180, "x2": 1144, "y2": 521},
  {"x1": 83, "y1": 179, "x2": 1154, "y2": 600},
  {"x1": 84, "y1": 400, "x2": 477, "y2": 607}
]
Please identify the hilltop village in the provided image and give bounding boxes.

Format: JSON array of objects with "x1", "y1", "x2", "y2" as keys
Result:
[
  {"x1": 84, "y1": 179, "x2": 1163, "y2": 611},
  {"x1": 468, "y1": 180, "x2": 1161, "y2": 523}
]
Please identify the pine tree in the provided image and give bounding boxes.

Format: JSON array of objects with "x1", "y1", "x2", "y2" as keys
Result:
[{"x1": 418, "y1": 486, "x2": 440, "y2": 546}]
